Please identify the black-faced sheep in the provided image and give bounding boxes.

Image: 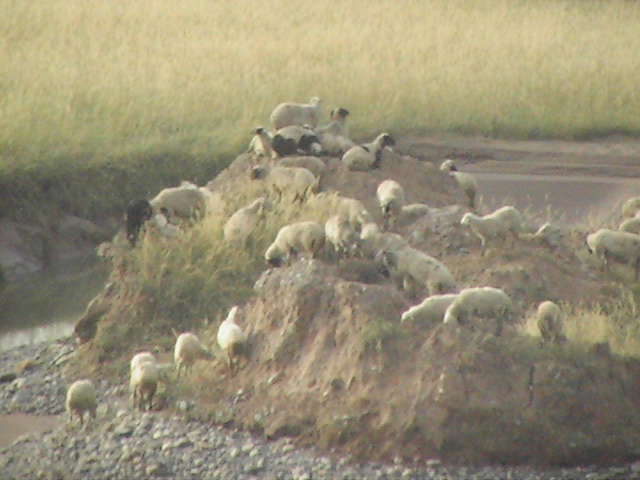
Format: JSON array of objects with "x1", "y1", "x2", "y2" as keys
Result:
[
  {"x1": 265, "y1": 220, "x2": 326, "y2": 267},
  {"x1": 270, "y1": 96, "x2": 322, "y2": 131},
  {"x1": 342, "y1": 133, "x2": 395, "y2": 171},
  {"x1": 66, "y1": 379, "x2": 97, "y2": 427},
  {"x1": 247, "y1": 126, "x2": 277, "y2": 159},
  {"x1": 217, "y1": 305, "x2": 248, "y2": 376},
  {"x1": 124, "y1": 199, "x2": 153, "y2": 246},
  {"x1": 443, "y1": 286, "x2": 512, "y2": 336},
  {"x1": 586, "y1": 228, "x2": 640, "y2": 279},
  {"x1": 461, "y1": 205, "x2": 522, "y2": 254}
]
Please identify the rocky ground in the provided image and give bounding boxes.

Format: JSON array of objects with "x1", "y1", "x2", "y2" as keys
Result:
[{"x1": 1, "y1": 337, "x2": 640, "y2": 480}]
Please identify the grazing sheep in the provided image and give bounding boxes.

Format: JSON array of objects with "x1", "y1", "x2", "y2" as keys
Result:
[
  {"x1": 375, "y1": 247, "x2": 457, "y2": 297},
  {"x1": 586, "y1": 228, "x2": 640, "y2": 279},
  {"x1": 536, "y1": 300, "x2": 565, "y2": 344},
  {"x1": 224, "y1": 197, "x2": 273, "y2": 247},
  {"x1": 443, "y1": 286, "x2": 512, "y2": 336},
  {"x1": 265, "y1": 220, "x2": 326, "y2": 267},
  {"x1": 342, "y1": 133, "x2": 395, "y2": 171},
  {"x1": 440, "y1": 159, "x2": 480, "y2": 210},
  {"x1": 270, "y1": 96, "x2": 322, "y2": 131},
  {"x1": 130, "y1": 361, "x2": 159, "y2": 412},
  {"x1": 333, "y1": 196, "x2": 374, "y2": 232},
  {"x1": 174, "y1": 332, "x2": 214, "y2": 378},
  {"x1": 217, "y1": 305, "x2": 248, "y2": 376},
  {"x1": 66, "y1": 379, "x2": 97, "y2": 427},
  {"x1": 377, "y1": 179, "x2": 405, "y2": 231},
  {"x1": 250, "y1": 165, "x2": 318, "y2": 203},
  {"x1": 460, "y1": 205, "x2": 523, "y2": 254},
  {"x1": 401, "y1": 293, "x2": 459, "y2": 324},
  {"x1": 325, "y1": 214, "x2": 360, "y2": 262},
  {"x1": 150, "y1": 181, "x2": 213, "y2": 222},
  {"x1": 247, "y1": 126, "x2": 277, "y2": 159},
  {"x1": 124, "y1": 199, "x2": 153, "y2": 246},
  {"x1": 272, "y1": 125, "x2": 323, "y2": 157},
  {"x1": 130, "y1": 351, "x2": 157, "y2": 372},
  {"x1": 622, "y1": 196, "x2": 640, "y2": 218},
  {"x1": 359, "y1": 222, "x2": 410, "y2": 259},
  {"x1": 619, "y1": 217, "x2": 640, "y2": 235},
  {"x1": 277, "y1": 155, "x2": 327, "y2": 178}
]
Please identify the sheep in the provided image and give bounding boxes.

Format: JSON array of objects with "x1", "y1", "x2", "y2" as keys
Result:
[
  {"x1": 316, "y1": 107, "x2": 351, "y2": 137},
  {"x1": 65, "y1": 379, "x2": 97, "y2": 427},
  {"x1": 265, "y1": 220, "x2": 326, "y2": 267},
  {"x1": 622, "y1": 196, "x2": 640, "y2": 218},
  {"x1": 397, "y1": 203, "x2": 432, "y2": 227},
  {"x1": 223, "y1": 197, "x2": 273, "y2": 247},
  {"x1": 619, "y1": 217, "x2": 640, "y2": 235},
  {"x1": 150, "y1": 181, "x2": 213, "y2": 222},
  {"x1": 250, "y1": 165, "x2": 318, "y2": 203},
  {"x1": 217, "y1": 305, "x2": 248, "y2": 376},
  {"x1": 124, "y1": 198, "x2": 153, "y2": 246},
  {"x1": 359, "y1": 222, "x2": 410, "y2": 259},
  {"x1": 325, "y1": 214, "x2": 360, "y2": 262},
  {"x1": 375, "y1": 246, "x2": 457, "y2": 298},
  {"x1": 130, "y1": 351, "x2": 157, "y2": 372},
  {"x1": 443, "y1": 286, "x2": 513, "y2": 336},
  {"x1": 460, "y1": 205, "x2": 522, "y2": 254},
  {"x1": 586, "y1": 228, "x2": 640, "y2": 279},
  {"x1": 130, "y1": 361, "x2": 159, "y2": 411},
  {"x1": 377, "y1": 179, "x2": 405, "y2": 231},
  {"x1": 150, "y1": 211, "x2": 183, "y2": 238},
  {"x1": 277, "y1": 155, "x2": 327, "y2": 178},
  {"x1": 400, "y1": 293, "x2": 459, "y2": 324},
  {"x1": 440, "y1": 159, "x2": 480, "y2": 210},
  {"x1": 333, "y1": 196, "x2": 374, "y2": 232},
  {"x1": 271, "y1": 125, "x2": 322, "y2": 157},
  {"x1": 174, "y1": 332, "x2": 214, "y2": 378},
  {"x1": 247, "y1": 126, "x2": 277, "y2": 159},
  {"x1": 536, "y1": 300, "x2": 565, "y2": 344},
  {"x1": 342, "y1": 133, "x2": 395, "y2": 171},
  {"x1": 315, "y1": 108, "x2": 355, "y2": 156},
  {"x1": 270, "y1": 96, "x2": 322, "y2": 131}
]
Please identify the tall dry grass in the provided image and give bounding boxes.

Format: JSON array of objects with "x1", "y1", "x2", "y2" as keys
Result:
[{"x1": 2, "y1": 0, "x2": 640, "y2": 170}]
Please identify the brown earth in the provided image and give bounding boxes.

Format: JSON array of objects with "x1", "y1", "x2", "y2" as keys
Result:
[{"x1": 71, "y1": 133, "x2": 640, "y2": 467}]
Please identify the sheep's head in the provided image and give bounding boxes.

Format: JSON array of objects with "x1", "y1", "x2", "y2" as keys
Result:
[
  {"x1": 251, "y1": 165, "x2": 269, "y2": 180},
  {"x1": 440, "y1": 159, "x2": 457, "y2": 172},
  {"x1": 125, "y1": 198, "x2": 153, "y2": 246},
  {"x1": 379, "y1": 133, "x2": 395, "y2": 148},
  {"x1": 331, "y1": 107, "x2": 350, "y2": 120},
  {"x1": 252, "y1": 126, "x2": 267, "y2": 135},
  {"x1": 374, "y1": 249, "x2": 397, "y2": 277}
]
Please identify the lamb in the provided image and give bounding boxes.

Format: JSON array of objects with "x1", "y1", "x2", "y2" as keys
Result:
[
  {"x1": 174, "y1": 332, "x2": 214, "y2": 378},
  {"x1": 619, "y1": 217, "x2": 640, "y2": 235},
  {"x1": 66, "y1": 379, "x2": 97, "y2": 427},
  {"x1": 325, "y1": 214, "x2": 360, "y2": 262},
  {"x1": 400, "y1": 293, "x2": 459, "y2": 324},
  {"x1": 265, "y1": 220, "x2": 326, "y2": 267},
  {"x1": 440, "y1": 159, "x2": 480, "y2": 210},
  {"x1": 250, "y1": 165, "x2": 318, "y2": 203},
  {"x1": 247, "y1": 126, "x2": 277, "y2": 159},
  {"x1": 622, "y1": 196, "x2": 640, "y2": 218},
  {"x1": 377, "y1": 179, "x2": 405, "y2": 231},
  {"x1": 536, "y1": 300, "x2": 565, "y2": 344},
  {"x1": 150, "y1": 181, "x2": 213, "y2": 222},
  {"x1": 443, "y1": 286, "x2": 513, "y2": 336},
  {"x1": 586, "y1": 228, "x2": 640, "y2": 279},
  {"x1": 315, "y1": 108, "x2": 355, "y2": 156},
  {"x1": 270, "y1": 96, "x2": 322, "y2": 131},
  {"x1": 130, "y1": 361, "x2": 159, "y2": 411},
  {"x1": 342, "y1": 133, "x2": 395, "y2": 171},
  {"x1": 223, "y1": 197, "x2": 272, "y2": 247},
  {"x1": 359, "y1": 222, "x2": 410, "y2": 259},
  {"x1": 217, "y1": 305, "x2": 248, "y2": 376},
  {"x1": 124, "y1": 198, "x2": 153, "y2": 246},
  {"x1": 460, "y1": 205, "x2": 523, "y2": 254},
  {"x1": 375, "y1": 246, "x2": 457, "y2": 297},
  {"x1": 271, "y1": 125, "x2": 323, "y2": 157},
  {"x1": 277, "y1": 155, "x2": 327, "y2": 178}
]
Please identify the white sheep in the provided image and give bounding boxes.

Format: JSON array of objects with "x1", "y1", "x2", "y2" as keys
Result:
[
  {"x1": 174, "y1": 332, "x2": 214, "y2": 378},
  {"x1": 586, "y1": 228, "x2": 640, "y2": 279},
  {"x1": 270, "y1": 96, "x2": 322, "y2": 131},
  {"x1": 264, "y1": 220, "x2": 326, "y2": 267},
  {"x1": 622, "y1": 196, "x2": 640, "y2": 218},
  {"x1": 333, "y1": 195, "x2": 374, "y2": 232},
  {"x1": 277, "y1": 155, "x2": 327, "y2": 178},
  {"x1": 358, "y1": 222, "x2": 410, "y2": 259},
  {"x1": 250, "y1": 165, "x2": 318, "y2": 203},
  {"x1": 315, "y1": 107, "x2": 355, "y2": 156},
  {"x1": 377, "y1": 179, "x2": 405, "y2": 231},
  {"x1": 443, "y1": 286, "x2": 513, "y2": 336},
  {"x1": 150, "y1": 181, "x2": 213, "y2": 222},
  {"x1": 316, "y1": 107, "x2": 350, "y2": 137},
  {"x1": 223, "y1": 197, "x2": 272, "y2": 247},
  {"x1": 401, "y1": 293, "x2": 459, "y2": 324},
  {"x1": 66, "y1": 379, "x2": 97, "y2": 427},
  {"x1": 325, "y1": 214, "x2": 360, "y2": 262},
  {"x1": 341, "y1": 133, "x2": 395, "y2": 171},
  {"x1": 397, "y1": 203, "x2": 432, "y2": 227},
  {"x1": 130, "y1": 351, "x2": 157, "y2": 372},
  {"x1": 271, "y1": 125, "x2": 323, "y2": 157},
  {"x1": 375, "y1": 246, "x2": 458, "y2": 297},
  {"x1": 217, "y1": 305, "x2": 248, "y2": 376},
  {"x1": 619, "y1": 217, "x2": 640, "y2": 235},
  {"x1": 130, "y1": 361, "x2": 159, "y2": 411},
  {"x1": 460, "y1": 205, "x2": 522, "y2": 254},
  {"x1": 536, "y1": 300, "x2": 565, "y2": 344},
  {"x1": 151, "y1": 211, "x2": 183, "y2": 238},
  {"x1": 247, "y1": 126, "x2": 277, "y2": 159},
  {"x1": 440, "y1": 159, "x2": 480, "y2": 210}
]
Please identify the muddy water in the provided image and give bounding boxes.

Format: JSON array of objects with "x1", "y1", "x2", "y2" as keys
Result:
[{"x1": 0, "y1": 255, "x2": 108, "y2": 353}]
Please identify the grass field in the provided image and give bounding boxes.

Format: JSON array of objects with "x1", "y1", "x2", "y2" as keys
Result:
[{"x1": 2, "y1": 0, "x2": 640, "y2": 215}]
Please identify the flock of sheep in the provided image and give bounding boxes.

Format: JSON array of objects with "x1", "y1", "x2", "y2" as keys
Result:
[{"x1": 66, "y1": 95, "x2": 640, "y2": 426}]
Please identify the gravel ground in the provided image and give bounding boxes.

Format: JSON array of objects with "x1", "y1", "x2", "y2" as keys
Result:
[{"x1": 1, "y1": 338, "x2": 640, "y2": 480}]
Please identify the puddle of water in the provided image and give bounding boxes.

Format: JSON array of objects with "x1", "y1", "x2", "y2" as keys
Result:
[
  {"x1": 0, "y1": 255, "x2": 109, "y2": 352},
  {"x1": 0, "y1": 413, "x2": 61, "y2": 448}
]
